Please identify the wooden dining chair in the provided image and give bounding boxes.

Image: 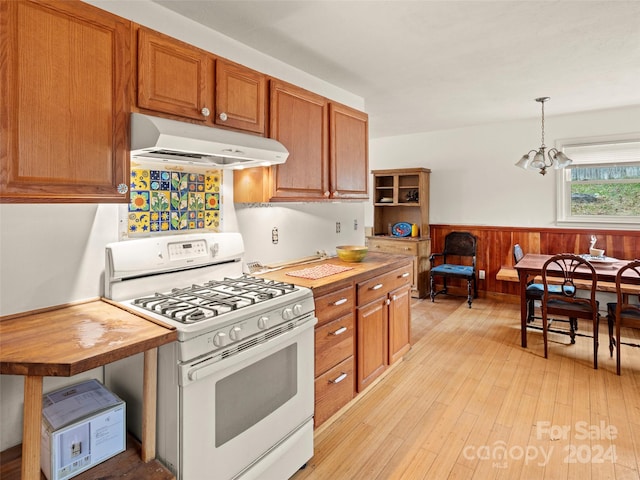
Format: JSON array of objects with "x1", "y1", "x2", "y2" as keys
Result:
[
  {"x1": 514, "y1": 244, "x2": 576, "y2": 327},
  {"x1": 541, "y1": 254, "x2": 600, "y2": 369},
  {"x1": 430, "y1": 231, "x2": 477, "y2": 308},
  {"x1": 606, "y1": 259, "x2": 640, "y2": 375}
]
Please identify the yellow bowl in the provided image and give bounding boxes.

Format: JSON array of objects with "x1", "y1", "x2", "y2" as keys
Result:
[
  {"x1": 590, "y1": 247, "x2": 605, "y2": 257},
  {"x1": 336, "y1": 245, "x2": 368, "y2": 262}
]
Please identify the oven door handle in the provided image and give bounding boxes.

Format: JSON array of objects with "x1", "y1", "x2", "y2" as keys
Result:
[
  {"x1": 185, "y1": 316, "x2": 317, "y2": 383},
  {"x1": 188, "y1": 360, "x2": 220, "y2": 382}
]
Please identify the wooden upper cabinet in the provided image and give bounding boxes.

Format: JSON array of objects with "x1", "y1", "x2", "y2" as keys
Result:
[
  {"x1": 234, "y1": 81, "x2": 369, "y2": 203},
  {"x1": 215, "y1": 59, "x2": 267, "y2": 134},
  {"x1": 0, "y1": 0, "x2": 131, "y2": 203},
  {"x1": 137, "y1": 27, "x2": 214, "y2": 123},
  {"x1": 269, "y1": 80, "x2": 329, "y2": 200},
  {"x1": 330, "y1": 103, "x2": 369, "y2": 200}
]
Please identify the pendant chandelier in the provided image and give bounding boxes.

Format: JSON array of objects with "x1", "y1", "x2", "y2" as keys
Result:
[{"x1": 515, "y1": 97, "x2": 572, "y2": 175}]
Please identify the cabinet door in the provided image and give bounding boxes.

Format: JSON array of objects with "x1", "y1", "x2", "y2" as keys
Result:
[
  {"x1": 270, "y1": 80, "x2": 329, "y2": 200},
  {"x1": 137, "y1": 27, "x2": 213, "y2": 122},
  {"x1": 356, "y1": 298, "x2": 388, "y2": 392},
  {"x1": 215, "y1": 59, "x2": 266, "y2": 134},
  {"x1": 388, "y1": 285, "x2": 411, "y2": 364},
  {"x1": 0, "y1": 0, "x2": 131, "y2": 203},
  {"x1": 329, "y1": 103, "x2": 368, "y2": 199}
]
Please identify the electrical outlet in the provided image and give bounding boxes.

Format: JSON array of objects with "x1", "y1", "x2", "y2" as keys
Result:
[
  {"x1": 272, "y1": 227, "x2": 279, "y2": 244},
  {"x1": 336, "y1": 222, "x2": 341, "y2": 233},
  {"x1": 354, "y1": 219, "x2": 358, "y2": 230},
  {"x1": 479, "y1": 269, "x2": 486, "y2": 280}
]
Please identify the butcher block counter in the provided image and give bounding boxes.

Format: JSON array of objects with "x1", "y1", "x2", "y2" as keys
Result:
[
  {"x1": 260, "y1": 252, "x2": 414, "y2": 428},
  {"x1": 0, "y1": 299, "x2": 177, "y2": 480},
  {"x1": 258, "y1": 252, "x2": 412, "y2": 295}
]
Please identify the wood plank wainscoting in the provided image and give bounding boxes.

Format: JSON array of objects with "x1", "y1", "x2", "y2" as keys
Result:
[{"x1": 429, "y1": 225, "x2": 640, "y2": 301}]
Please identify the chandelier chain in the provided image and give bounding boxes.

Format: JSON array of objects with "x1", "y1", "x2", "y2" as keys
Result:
[{"x1": 540, "y1": 99, "x2": 545, "y2": 148}]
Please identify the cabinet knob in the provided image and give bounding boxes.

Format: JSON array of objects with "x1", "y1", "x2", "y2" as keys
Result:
[
  {"x1": 219, "y1": 112, "x2": 228, "y2": 121},
  {"x1": 324, "y1": 191, "x2": 330, "y2": 197},
  {"x1": 201, "y1": 107, "x2": 211, "y2": 117},
  {"x1": 117, "y1": 183, "x2": 128, "y2": 194}
]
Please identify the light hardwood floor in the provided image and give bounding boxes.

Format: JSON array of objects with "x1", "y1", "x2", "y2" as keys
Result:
[{"x1": 293, "y1": 297, "x2": 640, "y2": 480}]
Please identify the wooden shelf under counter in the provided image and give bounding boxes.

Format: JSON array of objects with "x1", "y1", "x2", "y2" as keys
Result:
[{"x1": 0, "y1": 299, "x2": 177, "y2": 480}]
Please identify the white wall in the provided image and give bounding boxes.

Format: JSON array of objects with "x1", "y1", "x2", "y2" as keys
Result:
[
  {"x1": 235, "y1": 203, "x2": 366, "y2": 266},
  {"x1": 368, "y1": 105, "x2": 640, "y2": 229}
]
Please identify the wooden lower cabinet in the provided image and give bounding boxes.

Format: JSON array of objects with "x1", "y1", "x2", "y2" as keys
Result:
[
  {"x1": 313, "y1": 284, "x2": 355, "y2": 427},
  {"x1": 356, "y1": 264, "x2": 412, "y2": 392},
  {"x1": 356, "y1": 297, "x2": 388, "y2": 392},
  {"x1": 272, "y1": 257, "x2": 412, "y2": 428},
  {"x1": 388, "y1": 285, "x2": 412, "y2": 364}
]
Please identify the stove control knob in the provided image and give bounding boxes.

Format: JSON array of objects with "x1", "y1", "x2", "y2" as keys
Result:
[
  {"x1": 229, "y1": 326, "x2": 243, "y2": 341},
  {"x1": 258, "y1": 316, "x2": 269, "y2": 330},
  {"x1": 293, "y1": 304, "x2": 303, "y2": 316},
  {"x1": 282, "y1": 308, "x2": 294, "y2": 320},
  {"x1": 213, "y1": 332, "x2": 227, "y2": 347}
]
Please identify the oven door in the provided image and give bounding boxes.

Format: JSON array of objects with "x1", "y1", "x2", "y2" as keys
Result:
[{"x1": 178, "y1": 314, "x2": 316, "y2": 480}]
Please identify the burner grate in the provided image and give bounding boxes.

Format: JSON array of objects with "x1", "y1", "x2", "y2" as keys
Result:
[{"x1": 131, "y1": 275, "x2": 298, "y2": 324}]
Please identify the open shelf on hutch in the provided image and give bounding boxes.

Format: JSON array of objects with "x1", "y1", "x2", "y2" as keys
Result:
[{"x1": 372, "y1": 168, "x2": 430, "y2": 237}]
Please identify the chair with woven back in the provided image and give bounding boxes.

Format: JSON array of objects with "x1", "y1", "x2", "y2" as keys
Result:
[
  {"x1": 513, "y1": 244, "x2": 576, "y2": 332},
  {"x1": 541, "y1": 253, "x2": 600, "y2": 369},
  {"x1": 429, "y1": 231, "x2": 477, "y2": 308},
  {"x1": 606, "y1": 259, "x2": 640, "y2": 375}
]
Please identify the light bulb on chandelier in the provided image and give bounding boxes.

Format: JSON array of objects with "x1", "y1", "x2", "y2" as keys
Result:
[{"x1": 515, "y1": 97, "x2": 572, "y2": 175}]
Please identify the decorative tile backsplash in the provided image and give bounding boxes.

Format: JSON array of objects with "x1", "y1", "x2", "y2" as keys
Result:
[{"x1": 128, "y1": 160, "x2": 222, "y2": 236}]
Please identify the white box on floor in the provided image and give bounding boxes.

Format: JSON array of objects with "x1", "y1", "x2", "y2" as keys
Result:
[{"x1": 40, "y1": 379, "x2": 126, "y2": 480}]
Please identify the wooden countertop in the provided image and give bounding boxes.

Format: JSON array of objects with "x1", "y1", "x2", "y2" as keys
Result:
[
  {"x1": 259, "y1": 252, "x2": 412, "y2": 295},
  {"x1": 0, "y1": 299, "x2": 177, "y2": 377}
]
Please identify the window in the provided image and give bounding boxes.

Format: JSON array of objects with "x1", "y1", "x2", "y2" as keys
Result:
[{"x1": 556, "y1": 136, "x2": 640, "y2": 228}]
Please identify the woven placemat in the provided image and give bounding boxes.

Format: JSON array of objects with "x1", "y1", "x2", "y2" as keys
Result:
[{"x1": 286, "y1": 263, "x2": 354, "y2": 280}]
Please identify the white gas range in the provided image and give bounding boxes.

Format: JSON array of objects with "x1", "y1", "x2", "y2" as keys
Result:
[{"x1": 103, "y1": 232, "x2": 316, "y2": 480}]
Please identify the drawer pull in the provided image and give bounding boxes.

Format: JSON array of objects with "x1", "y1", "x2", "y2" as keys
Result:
[
  {"x1": 331, "y1": 326, "x2": 348, "y2": 336},
  {"x1": 400, "y1": 272, "x2": 410, "y2": 278},
  {"x1": 370, "y1": 283, "x2": 383, "y2": 291},
  {"x1": 329, "y1": 373, "x2": 348, "y2": 384},
  {"x1": 332, "y1": 298, "x2": 348, "y2": 306}
]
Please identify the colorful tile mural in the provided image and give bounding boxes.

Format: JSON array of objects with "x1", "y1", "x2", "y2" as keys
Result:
[{"x1": 128, "y1": 162, "x2": 222, "y2": 235}]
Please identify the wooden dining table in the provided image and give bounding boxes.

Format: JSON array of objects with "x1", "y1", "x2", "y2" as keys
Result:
[{"x1": 513, "y1": 254, "x2": 640, "y2": 348}]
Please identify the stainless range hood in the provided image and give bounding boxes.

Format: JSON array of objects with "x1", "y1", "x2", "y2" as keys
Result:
[{"x1": 130, "y1": 113, "x2": 288, "y2": 168}]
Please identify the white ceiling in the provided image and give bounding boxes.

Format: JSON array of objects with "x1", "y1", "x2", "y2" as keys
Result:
[{"x1": 153, "y1": 0, "x2": 640, "y2": 139}]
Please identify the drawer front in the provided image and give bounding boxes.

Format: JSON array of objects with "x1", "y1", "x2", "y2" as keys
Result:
[
  {"x1": 368, "y1": 238, "x2": 418, "y2": 256},
  {"x1": 387, "y1": 264, "x2": 413, "y2": 292},
  {"x1": 315, "y1": 313, "x2": 355, "y2": 376},
  {"x1": 314, "y1": 356, "x2": 355, "y2": 427},
  {"x1": 314, "y1": 285, "x2": 354, "y2": 327},
  {"x1": 357, "y1": 264, "x2": 412, "y2": 305}
]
